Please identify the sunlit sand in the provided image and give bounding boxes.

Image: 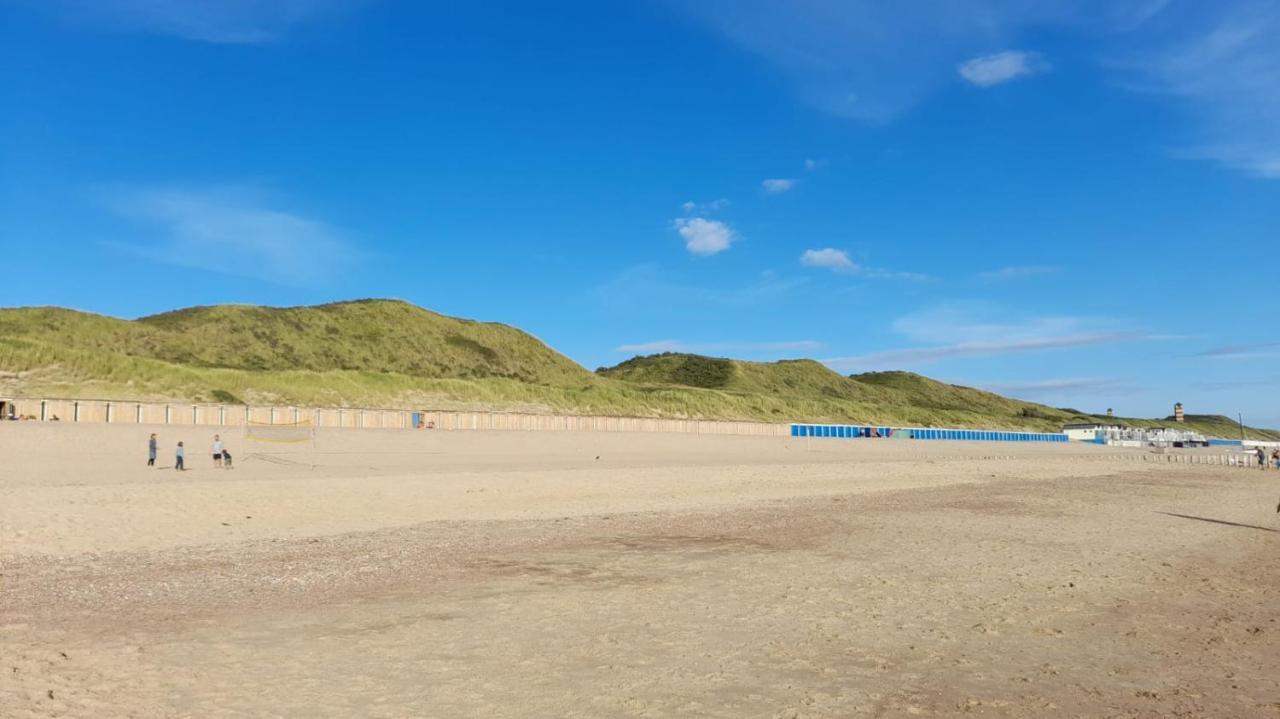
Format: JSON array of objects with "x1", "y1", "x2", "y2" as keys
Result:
[{"x1": 2, "y1": 423, "x2": 1277, "y2": 717}]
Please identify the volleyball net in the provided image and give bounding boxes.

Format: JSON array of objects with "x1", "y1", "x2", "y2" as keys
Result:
[
  {"x1": 241, "y1": 420, "x2": 318, "y2": 467},
  {"x1": 244, "y1": 420, "x2": 315, "y2": 444}
]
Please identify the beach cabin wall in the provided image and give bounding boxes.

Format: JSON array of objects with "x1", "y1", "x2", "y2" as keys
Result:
[
  {"x1": 789, "y1": 424, "x2": 1069, "y2": 443},
  {"x1": 6, "y1": 395, "x2": 790, "y2": 438}
]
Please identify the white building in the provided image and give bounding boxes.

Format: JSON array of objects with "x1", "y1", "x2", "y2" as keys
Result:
[
  {"x1": 1063, "y1": 423, "x2": 1121, "y2": 442},
  {"x1": 1063, "y1": 422, "x2": 1208, "y2": 447}
]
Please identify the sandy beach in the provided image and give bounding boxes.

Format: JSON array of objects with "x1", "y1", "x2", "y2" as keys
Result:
[{"x1": 2, "y1": 423, "x2": 1278, "y2": 717}]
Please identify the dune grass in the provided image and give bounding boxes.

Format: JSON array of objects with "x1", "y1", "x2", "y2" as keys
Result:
[{"x1": 3, "y1": 301, "x2": 1276, "y2": 439}]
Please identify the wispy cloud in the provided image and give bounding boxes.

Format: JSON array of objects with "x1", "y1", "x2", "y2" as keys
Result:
[
  {"x1": 100, "y1": 185, "x2": 358, "y2": 285},
  {"x1": 1193, "y1": 376, "x2": 1280, "y2": 390},
  {"x1": 1119, "y1": 3, "x2": 1280, "y2": 178},
  {"x1": 804, "y1": 158, "x2": 827, "y2": 171},
  {"x1": 672, "y1": 1, "x2": 1277, "y2": 178},
  {"x1": 615, "y1": 339, "x2": 822, "y2": 354},
  {"x1": 823, "y1": 301, "x2": 1158, "y2": 371},
  {"x1": 39, "y1": 0, "x2": 357, "y2": 43},
  {"x1": 762, "y1": 178, "x2": 798, "y2": 194},
  {"x1": 1188, "y1": 342, "x2": 1280, "y2": 360},
  {"x1": 680, "y1": 198, "x2": 731, "y2": 214},
  {"x1": 890, "y1": 303, "x2": 1108, "y2": 345},
  {"x1": 978, "y1": 265, "x2": 1061, "y2": 281},
  {"x1": 861, "y1": 268, "x2": 932, "y2": 282},
  {"x1": 958, "y1": 51, "x2": 1048, "y2": 87},
  {"x1": 673, "y1": 217, "x2": 735, "y2": 255},
  {"x1": 669, "y1": 1, "x2": 1149, "y2": 122},
  {"x1": 825, "y1": 333, "x2": 1142, "y2": 371},
  {"x1": 978, "y1": 376, "x2": 1137, "y2": 396}
]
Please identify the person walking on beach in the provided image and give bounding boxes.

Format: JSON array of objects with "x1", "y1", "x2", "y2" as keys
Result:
[
  {"x1": 1272, "y1": 449, "x2": 1280, "y2": 513},
  {"x1": 212, "y1": 434, "x2": 224, "y2": 468},
  {"x1": 175, "y1": 441, "x2": 185, "y2": 471},
  {"x1": 1257, "y1": 446, "x2": 1267, "y2": 470},
  {"x1": 147, "y1": 433, "x2": 158, "y2": 467}
]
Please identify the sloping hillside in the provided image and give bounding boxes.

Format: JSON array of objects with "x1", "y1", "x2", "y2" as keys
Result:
[
  {"x1": 599, "y1": 353, "x2": 885, "y2": 401},
  {"x1": 2, "y1": 301, "x2": 1276, "y2": 438},
  {"x1": 0, "y1": 300, "x2": 589, "y2": 385},
  {"x1": 599, "y1": 354, "x2": 1088, "y2": 430},
  {"x1": 599, "y1": 356, "x2": 1280, "y2": 440}
]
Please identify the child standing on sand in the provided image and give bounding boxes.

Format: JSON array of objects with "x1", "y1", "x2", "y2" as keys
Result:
[
  {"x1": 175, "y1": 441, "x2": 185, "y2": 471},
  {"x1": 148, "y1": 433, "x2": 158, "y2": 467},
  {"x1": 212, "y1": 434, "x2": 224, "y2": 468}
]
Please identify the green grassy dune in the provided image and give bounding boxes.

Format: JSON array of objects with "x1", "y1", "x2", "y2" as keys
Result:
[{"x1": 1, "y1": 299, "x2": 1275, "y2": 439}]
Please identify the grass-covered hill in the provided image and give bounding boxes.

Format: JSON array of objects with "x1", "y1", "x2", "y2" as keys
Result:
[
  {"x1": 0, "y1": 300, "x2": 604, "y2": 410},
  {"x1": 0, "y1": 300, "x2": 587, "y2": 384},
  {"x1": 1, "y1": 300, "x2": 1276, "y2": 439},
  {"x1": 598, "y1": 353, "x2": 1280, "y2": 440}
]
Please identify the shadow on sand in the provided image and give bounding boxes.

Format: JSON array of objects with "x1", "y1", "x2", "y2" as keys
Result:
[{"x1": 1156, "y1": 511, "x2": 1277, "y2": 533}]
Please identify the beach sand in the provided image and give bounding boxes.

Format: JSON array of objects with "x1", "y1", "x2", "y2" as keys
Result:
[{"x1": 2, "y1": 423, "x2": 1277, "y2": 717}]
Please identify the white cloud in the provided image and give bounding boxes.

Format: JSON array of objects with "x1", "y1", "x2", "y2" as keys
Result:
[
  {"x1": 673, "y1": 217, "x2": 735, "y2": 255},
  {"x1": 615, "y1": 339, "x2": 822, "y2": 354},
  {"x1": 978, "y1": 265, "x2": 1061, "y2": 281},
  {"x1": 804, "y1": 158, "x2": 826, "y2": 171},
  {"x1": 100, "y1": 185, "x2": 357, "y2": 285},
  {"x1": 800, "y1": 248, "x2": 857, "y2": 272},
  {"x1": 762, "y1": 178, "x2": 798, "y2": 193},
  {"x1": 40, "y1": 0, "x2": 356, "y2": 43},
  {"x1": 958, "y1": 51, "x2": 1048, "y2": 87}
]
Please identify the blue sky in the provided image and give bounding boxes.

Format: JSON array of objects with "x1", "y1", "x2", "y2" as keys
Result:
[{"x1": 2, "y1": 1, "x2": 1278, "y2": 425}]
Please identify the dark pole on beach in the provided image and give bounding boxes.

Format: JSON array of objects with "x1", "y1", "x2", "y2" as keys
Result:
[{"x1": 1238, "y1": 413, "x2": 1244, "y2": 441}]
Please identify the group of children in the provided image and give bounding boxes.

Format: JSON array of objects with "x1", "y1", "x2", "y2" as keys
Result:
[{"x1": 147, "y1": 433, "x2": 232, "y2": 470}]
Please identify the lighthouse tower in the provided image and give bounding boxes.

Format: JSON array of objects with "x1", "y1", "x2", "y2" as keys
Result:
[{"x1": 1173, "y1": 402, "x2": 1185, "y2": 423}]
